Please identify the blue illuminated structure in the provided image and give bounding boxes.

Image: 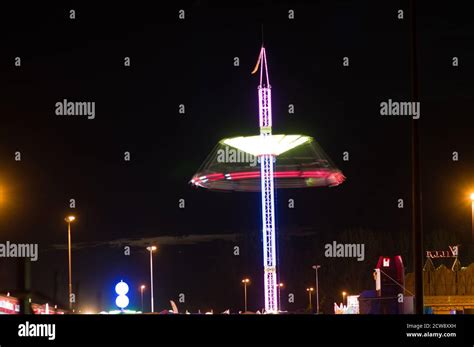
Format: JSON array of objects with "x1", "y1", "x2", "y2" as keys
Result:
[{"x1": 115, "y1": 280, "x2": 130, "y2": 310}]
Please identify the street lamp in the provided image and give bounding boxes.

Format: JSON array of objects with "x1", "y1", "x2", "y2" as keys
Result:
[
  {"x1": 64, "y1": 216, "x2": 76, "y2": 311},
  {"x1": 140, "y1": 285, "x2": 146, "y2": 312},
  {"x1": 242, "y1": 278, "x2": 250, "y2": 312},
  {"x1": 0, "y1": 184, "x2": 5, "y2": 206},
  {"x1": 312, "y1": 265, "x2": 321, "y2": 314},
  {"x1": 306, "y1": 287, "x2": 314, "y2": 312},
  {"x1": 342, "y1": 291, "x2": 347, "y2": 305},
  {"x1": 470, "y1": 193, "x2": 474, "y2": 243},
  {"x1": 146, "y1": 246, "x2": 157, "y2": 312},
  {"x1": 277, "y1": 283, "x2": 284, "y2": 312}
]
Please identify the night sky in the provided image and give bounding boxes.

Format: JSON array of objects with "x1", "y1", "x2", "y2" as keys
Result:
[{"x1": 0, "y1": 1, "x2": 473, "y2": 314}]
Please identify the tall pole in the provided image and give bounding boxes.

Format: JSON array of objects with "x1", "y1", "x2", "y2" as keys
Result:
[
  {"x1": 242, "y1": 278, "x2": 250, "y2": 311},
  {"x1": 313, "y1": 265, "x2": 320, "y2": 314},
  {"x1": 140, "y1": 285, "x2": 145, "y2": 312},
  {"x1": 471, "y1": 195, "x2": 474, "y2": 242},
  {"x1": 253, "y1": 46, "x2": 278, "y2": 313},
  {"x1": 67, "y1": 221, "x2": 72, "y2": 311},
  {"x1": 307, "y1": 288, "x2": 313, "y2": 311},
  {"x1": 244, "y1": 282, "x2": 248, "y2": 312},
  {"x1": 410, "y1": 0, "x2": 424, "y2": 314},
  {"x1": 150, "y1": 249, "x2": 154, "y2": 313},
  {"x1": 147, "y1": 246, "x2": 156, "y2": 313},
  {"x1": 277, "y1": 283, "x2": 283, "y2": 312}
]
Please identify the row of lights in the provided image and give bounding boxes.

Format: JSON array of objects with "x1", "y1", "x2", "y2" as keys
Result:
[
  {"x1": 66, "y1": 215, "x2": 327, "y2": 314},
  {"x1": 64, "y1": 215, "x2": 158, "y2": 313},
  {"x1": 68, "y1": 215, "x2": 343, "y2": 314},
  {"x1": 238, "y1": 195, "x2": 474, "y2": 312},
  {"x1": 240, "y1": 276, "x2": 348, "y2": 313},
  {"x1": 65, "y1": 192, "x2": 474, "y2": 313}
]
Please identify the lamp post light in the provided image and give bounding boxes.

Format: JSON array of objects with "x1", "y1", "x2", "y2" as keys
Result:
[
  {"x1": 242, "y1": 278, "x2": 250, "y2": 312},
  {"x1": 146, "y1": 246, "x2": 157, "y2": 312},
  {"x1": 312, "y1": 265, "x2": 321, "y2": 314},
  {"x1": 470, "y1": 193, "x2": 474, "y2": 243},
  {"x1": 140, "y1": 285, "x2": 146, "y2": 312},
  {"x1": 342, "y1": 291, "x2": 347, "y2": 305},
  {"x1": 306, "y1": 287, "x2": 314, "y2": 312},
  {"x1": 64, "y1": 215, "x2": 76, "y2": 311},
  {"x1": 277, "y1": 283, "x2": 284, "y2": 312}
]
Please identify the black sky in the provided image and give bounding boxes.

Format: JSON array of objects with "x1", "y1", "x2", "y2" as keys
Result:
[{"x1": 0, "y1": 1, "x2": 473, "y2": 313}]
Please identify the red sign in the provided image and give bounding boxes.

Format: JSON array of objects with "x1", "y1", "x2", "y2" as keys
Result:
[
  {"x1": 0, "y1": 295, "x2": 20, "y2": 314},
  {"x1": 0, "y1": 294, "x2": 66, "y2": 314},
  {"x1": 31, "y1": 303, "x2": 65, "y2": 314}
]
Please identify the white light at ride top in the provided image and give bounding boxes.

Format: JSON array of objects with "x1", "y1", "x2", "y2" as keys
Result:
[{"x1": 222, "y1": 134, "x2": 310, "y2": 157}]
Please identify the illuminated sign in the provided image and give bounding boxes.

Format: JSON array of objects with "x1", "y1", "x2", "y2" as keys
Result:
[
  {"x1": 0, "y1": 295, "x2": 20, "y2": 314},
  {"x1": 0, "y1": 295, "x2": 65, "y2": 315},
  {"x1": 31, "y1": 303, "x2": 65, "y2": 315},
  {"x1": 426, "y1": 245, "x2": 459, "y2": 259},
  {"x1": 115, "y1": 280, "x2": 129, "y2": 310}
]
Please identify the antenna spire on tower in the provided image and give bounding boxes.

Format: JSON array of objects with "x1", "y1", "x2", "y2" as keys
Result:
[{"x1": 251, "y1": 46, "x2": 270, "y2": 87}]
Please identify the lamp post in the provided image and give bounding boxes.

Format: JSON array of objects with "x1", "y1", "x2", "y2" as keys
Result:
[
  {"x1": 312, "y1": 265, "x2": 321, "y2": 314},
  {"x1": 64, "y1": 215, "x2": 75, "y2": 311},
  {"x1": 277, "y1": 283, "x2": 284, "y2": 312},
  {"x1": 470, "y1": 193, "x2": 474, "y2": 243},
  {"x1": 140, "y1": 285, "x2": 146, "y2": 312},
  {"x1": 146, "y1": 246, "x2": 157, "y2": 312},
  {"x1": 342, "y1": 291, "x2": 347, "y2": 305},
  {"x1": 306, "y1": 287, "x2": 314, "y2": 312},
  {"x1": 242, "y1": 278, "x2": 250, "y2": 312}
]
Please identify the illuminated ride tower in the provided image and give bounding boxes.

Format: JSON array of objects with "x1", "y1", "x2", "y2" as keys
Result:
[
  {"x1": 253, "y1": 46, "x2": 278, "y2": 312},
  {"x1": 190, "y1": 46, "x2": 345, "y2": 313}
]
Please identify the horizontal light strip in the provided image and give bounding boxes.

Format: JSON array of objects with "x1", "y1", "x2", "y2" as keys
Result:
[
  {"x1": 191, "y1": 169, "x2": 344, "y2": 184},
  {"x1": 221, "y1": 134, "x2": 311, "y2": 156}
]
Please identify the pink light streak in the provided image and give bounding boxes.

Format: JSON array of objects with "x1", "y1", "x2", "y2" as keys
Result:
[{"x1": 191, "y1": 170, "x2": 345, "y2": 184}]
